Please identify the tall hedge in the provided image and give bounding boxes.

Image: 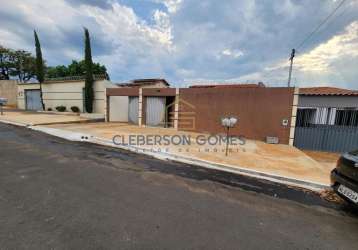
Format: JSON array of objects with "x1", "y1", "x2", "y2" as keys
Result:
[
  {"x1": 34, "y1": 30, "x2": 45, "y2": 110},
  {"x1": 84, "y1": 28, "x2": 94, "y2": 113}
]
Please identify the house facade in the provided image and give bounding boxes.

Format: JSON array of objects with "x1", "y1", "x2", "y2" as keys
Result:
[
  {"x1": 106, "y1": 83, "x2": 297, "y2": 145},
  {"x1": 294, "y1": 87, "x2": 358, "y2": 152}
]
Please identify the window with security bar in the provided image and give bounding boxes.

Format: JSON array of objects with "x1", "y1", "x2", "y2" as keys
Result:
[{"x1": 296, "y1": 107, "x2": 358, "y2": 127}]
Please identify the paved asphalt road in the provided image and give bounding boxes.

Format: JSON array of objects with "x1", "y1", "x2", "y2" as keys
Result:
[{"x1": 0, "y1": 123, "x2": 358, "y2": 250}]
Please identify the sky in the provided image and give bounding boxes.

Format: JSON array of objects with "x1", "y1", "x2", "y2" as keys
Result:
[{"x1": 1, "y1": 0, "x2": 358, "y2": 88}]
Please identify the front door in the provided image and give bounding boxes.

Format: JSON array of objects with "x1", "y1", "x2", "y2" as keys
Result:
[
  {"x1": 128, "y1": 97, "x2": 139, "y2": 124},
  {"x1": 145, "y1": 97, "x2": 166, "y2": 127}
]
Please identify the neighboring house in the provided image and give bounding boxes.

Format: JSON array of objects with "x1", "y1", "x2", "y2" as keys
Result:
[
  {"x1": 116, "y1": 79, "x2": 169, "y2": 88},
  {"x1": 17, "y1": 75, "x2": 116, "y2": 114},
  {"x1": 108, "y1": 79, "x2": 170, "y2": 123},
  {"x1": 294, "y1": 87, "x2": 358, "y2": 152}
]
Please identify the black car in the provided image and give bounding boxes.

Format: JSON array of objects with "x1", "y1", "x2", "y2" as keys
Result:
[{"x1": 331, "y1": 150, "x2": 358, "y2": 207}]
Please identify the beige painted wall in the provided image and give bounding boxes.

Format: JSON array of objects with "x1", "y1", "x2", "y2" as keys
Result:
[
  {"x1": 17, "y1": 80, "x2": 115, "y2": 114},
  {"x1": 0, "y1": 80, "x2": 18, "y2": 106}
]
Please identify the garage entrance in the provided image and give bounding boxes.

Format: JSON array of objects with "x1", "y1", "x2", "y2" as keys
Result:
[
  {"x1": 145, "y1": 97, "x2": 166, "y2": 127},
  {"x1": 128, "y1": 97, "x2": 139, "y2": 124},
  {"x1": 25, "y1": 89, "x2": 42, "y2": 110}
]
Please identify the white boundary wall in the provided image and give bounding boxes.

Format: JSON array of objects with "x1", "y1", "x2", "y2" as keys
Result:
[
  {"x1": 17, "y1": 80, "x2": 115, "y2": 114},
  {"x1": 0, "y1": 80, "x2": 18, "y2": 106}
]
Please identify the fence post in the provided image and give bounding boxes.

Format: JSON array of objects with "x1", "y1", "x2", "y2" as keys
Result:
[
  {"x1": 289, "y1": 87, "x2": 299, "y2": 146},
  {"x1": 138, "y1": 88, "x2": 143, "y2": 126},
  {"x1": 174, "y1": 88, "x2": 179, "y2": 130}
]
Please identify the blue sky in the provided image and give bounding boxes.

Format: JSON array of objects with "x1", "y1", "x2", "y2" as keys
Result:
[{"x1": 1, "y1": 0, "x2": 358, "y2": 88}]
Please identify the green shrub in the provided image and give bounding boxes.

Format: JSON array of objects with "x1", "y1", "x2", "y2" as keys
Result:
[
  {"x1": 71, "y1": 106, "x2": 80, "y2": 113},
  {"x1": 55, "y1": 106, "x2": 66, "y2": 112}
]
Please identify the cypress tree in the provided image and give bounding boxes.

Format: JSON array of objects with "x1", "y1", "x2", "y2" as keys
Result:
[
  {"x1": 84, "y1": 28, "x2": 94, "y2": 113},
  {"x1": 34, "y1": 30, "x2": 45, "y2": 110}
]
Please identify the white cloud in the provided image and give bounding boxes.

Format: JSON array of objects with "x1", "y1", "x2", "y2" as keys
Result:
[
  {"x1": 83, "y1": 2, "x2": 173, "y2": 50},
  {"x1": 0, "y1": 29, "x2": 29, "y2": 51},
  {"x1": 232, "y1": 21, "x2": 358, "y2": 88},
  {"x1": 294, "y1": 21, "x2": 358, "y2": 73},
  {"x1": 0, "y1": 0, "x2": 175, "y2": 74},
  {"x1": 152, "y1": 10, "x2": 173, "y2": 47},
  {"x1": 221, "y1": 49, "x2": 244, "y2": 58},
  {"x1": 155, "y1": 0, "x2": 183, "y2": 13}
]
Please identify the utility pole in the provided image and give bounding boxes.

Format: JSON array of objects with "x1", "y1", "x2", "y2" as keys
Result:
[{"x1": 287, "y1": 48, "x2": 295, "y2": 87}]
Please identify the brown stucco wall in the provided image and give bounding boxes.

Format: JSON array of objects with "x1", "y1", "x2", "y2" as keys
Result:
[
  {"x1": 178, "y1": 87, "x2": 294, "y2": 144},
  {"x1": 142, "y1": 88, "x2": 176, "y2": 97},
  {"x1": 106, "y1": 87, "x2": 139, "y2": 96}
]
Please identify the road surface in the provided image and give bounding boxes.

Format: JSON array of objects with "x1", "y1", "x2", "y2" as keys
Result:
[{"x1": 0, "y1": 123, "x2": 357, "y2": 249}]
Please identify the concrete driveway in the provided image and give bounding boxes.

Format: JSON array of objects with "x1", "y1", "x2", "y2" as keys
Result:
[{"x1": 45, "y1": 122, "x2": 333, "y2": 187}]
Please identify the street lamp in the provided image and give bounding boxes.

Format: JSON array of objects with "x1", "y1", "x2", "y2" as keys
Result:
[{"x1": 221, "y1": 116, "x2": 238, "y2": 156}]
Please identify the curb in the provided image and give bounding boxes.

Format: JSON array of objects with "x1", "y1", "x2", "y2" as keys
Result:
[
  {"x1": 30, "y1": 126, "x2": 94, "y2": 142},
  {"x1": 32, "y1": 118, "x2": 105, "y2": 126},
  {"x1": 0, "y1": 119, "x2": 28, "y2": 127}
]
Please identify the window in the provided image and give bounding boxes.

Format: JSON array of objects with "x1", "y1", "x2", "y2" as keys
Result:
[
  {"x1": 335, "y1": 108, "x2": 358, "y2": 126},
  {"x1": 296, "y1": 108, "x2": 316, "y2": 127}
]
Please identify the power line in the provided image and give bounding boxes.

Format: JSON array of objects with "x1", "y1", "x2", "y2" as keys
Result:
[
  {"x1": 286, "y1": 0, "x2": 348, "y2": 87},
  {"x1": 262, "y1": 1, "x2": 349, "y2": 87},
  {"x1": 296, "y1": 0, "x2": 348, "y2": 50}
]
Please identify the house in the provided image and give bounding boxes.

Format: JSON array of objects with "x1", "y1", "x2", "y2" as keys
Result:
[
  {"x1": 106, "y1": 83, "x2": 297, "y2": 145},
  {"x1": 107, "y1": 79, "x2": 170, "y2": 122},
  {"x1": 17, "y1": 75, "x2": 116, "y2": 114},
  {"x1": 294, "y1": 87, "x2": 358, "y2": 152},
  {"x1": 115, "y1": 79, "x2": 169, "y2": 88}
]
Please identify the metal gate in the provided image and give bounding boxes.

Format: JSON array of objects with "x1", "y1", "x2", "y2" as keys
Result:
[
  {"x1": 145, "y1": 97, "x2": 166, "y2": 127},
  {"x1": 294, "y1": 107, "x2": 358, "y2": 152},
  {"x1": 128, "y1": 97, "x2": 139, "y2": 124},
  {"x1": 25, "y1": 89, "x2": 42, "y2": 110}
]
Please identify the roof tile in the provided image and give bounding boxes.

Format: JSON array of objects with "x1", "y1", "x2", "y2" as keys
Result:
[{"x1": 299, "y1": 87, "x2": 358, "y2": 96}]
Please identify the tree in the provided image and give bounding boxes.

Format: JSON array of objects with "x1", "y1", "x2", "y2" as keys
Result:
[
  {"x1": 46, "y1": 60, "x2": 108, "y2": 79},
  {"x1": 0, "y1": 46, "x2": 11, "y2": 80},
  {"x1": 84, "y1": 28, "x2": 94, "y2": 113},
  {"x1": 34, "y1": 30, "x2": 45, "y2": 110},
  {"x1": 0, "y1": 45, "x2": 37, "y2": 82},
  {"x1": 46, "y1": 65, "x2": 67, "y2": 78},
  {"x1": 9, "y1": 50, "x2": 37, "y2": 82}
]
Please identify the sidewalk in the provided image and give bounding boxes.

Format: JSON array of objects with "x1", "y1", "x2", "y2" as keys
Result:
[
  {"x1": 302, "y1": 150, "x2": 340, "y2": 170},
  {"x1": 44, "y1": 122, "x2": 333, "y2": 190}
]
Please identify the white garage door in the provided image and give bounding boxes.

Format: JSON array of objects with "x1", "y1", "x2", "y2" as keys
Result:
[
  {"x1": 25, "y1": 90, "x2": 43, "y2": 110},
  {"x1": 109, "y1": 96, "x2": 129, "y2": 122},
  {"x1": 146, "y1": 97, "x2": 166, "y2": 127},
  {"x1": 128, "y1": 97, "x2": 139, "y2": 124}
]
